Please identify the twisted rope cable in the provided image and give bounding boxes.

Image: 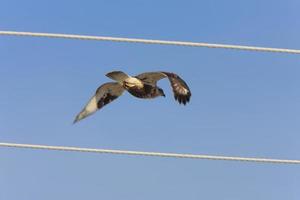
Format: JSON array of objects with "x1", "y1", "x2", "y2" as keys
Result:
[
  {"x1": 1, "y1": 31, "x2": 300, "y2": 54},
  {"x1": 0, "y1": 142, "x2": 299, "y2": 164}
]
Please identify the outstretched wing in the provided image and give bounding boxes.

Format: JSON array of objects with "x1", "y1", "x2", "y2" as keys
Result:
[
  {"x1": 73, "y1": 82, "x2": 124, "y2": 123},
  {"x1": 136, "y1": 72, "x2": 191, "y2": 105},
  {"x1": 162, "y1": 72, "x2": 191, "y2": 105}
]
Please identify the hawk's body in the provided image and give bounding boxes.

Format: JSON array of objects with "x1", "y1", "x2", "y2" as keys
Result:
[
  {"x1": 126, "y1": 84, "x2": 158, "y2": 99},
  {"x1": 74, "y1": 71, "x2": 191, "y2": 123}
]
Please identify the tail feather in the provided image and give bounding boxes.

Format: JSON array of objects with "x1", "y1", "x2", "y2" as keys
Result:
[{"x1": 106, "y1": 71, "x2": 130, "y2": 83}]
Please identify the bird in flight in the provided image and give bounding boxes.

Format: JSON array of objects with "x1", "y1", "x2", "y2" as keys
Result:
[{"x1": 73, "y1": 71, "x2": 191, "y2": 123}]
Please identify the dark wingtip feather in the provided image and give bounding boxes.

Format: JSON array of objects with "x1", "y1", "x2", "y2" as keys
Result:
[
  {"x1": 174, "y1": 94, "x2": 191, "y2": 105},
  {"x1": 178, "y1": 96, "x2": 182, "y2": 104},
  {"x1": 73, "y1": 115, "x2": 80, "y2": 124},
  {"x1": 186, "y1": 95, "x2": 190, "y2": 102}
]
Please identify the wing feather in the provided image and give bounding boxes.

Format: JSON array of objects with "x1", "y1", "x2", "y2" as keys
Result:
[
  {"x1": 162, "y1": 72, "x2": 191, "y2": 105},
  {"x1": 73, "y1": 82, "x2": 124, "y2": 123}
]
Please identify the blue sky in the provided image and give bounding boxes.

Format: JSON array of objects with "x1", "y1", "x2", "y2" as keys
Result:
[{"x1": 0, "y1": 0, "x2": 300, "y2": 199}]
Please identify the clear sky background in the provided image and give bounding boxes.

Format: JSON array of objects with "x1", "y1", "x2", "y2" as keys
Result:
[{"x1": 0, "y1": 0, "x2": 300, "y2": 199}]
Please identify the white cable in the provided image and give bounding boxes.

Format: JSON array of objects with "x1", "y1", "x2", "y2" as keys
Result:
[
  {"x1": 0, "y1": 142, "x2": 299, "y2": 164},
  {"x1": 1, "y1": 31, "x2": 300, "y2": 54}
]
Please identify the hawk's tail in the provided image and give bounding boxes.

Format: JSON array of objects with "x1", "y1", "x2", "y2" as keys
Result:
[{"x1": 106, "y1": 71, "x2": 130, "y2": 83}]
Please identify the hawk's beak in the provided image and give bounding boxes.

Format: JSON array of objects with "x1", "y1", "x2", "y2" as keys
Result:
[{"x1": 162, "y1": 93, "x2": 166, "y2": 97}]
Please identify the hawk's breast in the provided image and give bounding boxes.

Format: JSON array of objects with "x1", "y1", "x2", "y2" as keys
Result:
[{"x1": 127, "y1": 84, "x2": 157, "y2": 99}]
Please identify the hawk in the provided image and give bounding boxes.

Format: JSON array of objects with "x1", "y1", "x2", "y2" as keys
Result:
[{"x1": 73, "y1": 71, "x2": 191, "y2": 123}]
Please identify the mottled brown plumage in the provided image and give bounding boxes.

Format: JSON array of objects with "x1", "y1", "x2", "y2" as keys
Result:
[
  {"x1": 135, "y1": 71, "x2": 191, "y2": 105},
  {"x1": 73, "y1": 71, "x2": 191, "y2": 123}
]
